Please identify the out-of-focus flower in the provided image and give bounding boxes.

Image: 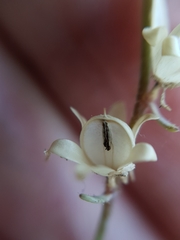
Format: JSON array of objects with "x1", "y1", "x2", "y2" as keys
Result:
[
  {"x1": 143, "y1": 24, "x2": 180, "y2": 88},
  {"x1": 142, "y1": 0, "x2": 180, "y2": 110},
  {"x1": 45, "y1": 104, "x2": 158, "y2": 183}
]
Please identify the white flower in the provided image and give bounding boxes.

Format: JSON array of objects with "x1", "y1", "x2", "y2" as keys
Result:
[
  {"x1": 143, "y1": 24, "x2": 180, "y2": 87},
  {"x1": 45, "y1": 103, "x2": 158, "y2": 181},
  {"x1": 142, "y1": 0, "x2": 180, "y2": 110}
]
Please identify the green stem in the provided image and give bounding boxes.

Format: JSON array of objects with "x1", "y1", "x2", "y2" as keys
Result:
[
  {"x1": 94, "y1": 1, "x2": 153, "y2": 239},
  {"x1": 94, "y1": 177, "x2": 114, "y2": 240},
  {"x1": 129, "y1": 0, "x2": 153, "y2": 128},
  {"x1": 94, "y1": 202, "x2": 112, "y2": 240}
]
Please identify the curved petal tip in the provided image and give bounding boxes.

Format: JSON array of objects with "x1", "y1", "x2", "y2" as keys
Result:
[{"x1": 44, "y1": 149, "x2": 50, "y2": 160}]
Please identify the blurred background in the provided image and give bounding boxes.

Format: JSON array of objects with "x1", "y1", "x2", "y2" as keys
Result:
[{"x1": 0, "y1": 0, "x2": 180, "y2": 239}]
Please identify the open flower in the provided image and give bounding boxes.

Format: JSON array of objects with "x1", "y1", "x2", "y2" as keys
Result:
[
  {"x1": 143, "y1": 24, "x2": 180, "y2": 88},
  {"x1": 142, "y1": 0, "x2": 180, "y2": 88},
  {"x1": 142, "y1": 0, "x2": 180, "y2": 110},
  {"x1": 45, "y1": 104, "x2": 158, "y2": 183}
]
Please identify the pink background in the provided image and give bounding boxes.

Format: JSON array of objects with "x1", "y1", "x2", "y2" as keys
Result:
[{"x1": 0, "y1": 0, "x2": 180, "y2": 239}]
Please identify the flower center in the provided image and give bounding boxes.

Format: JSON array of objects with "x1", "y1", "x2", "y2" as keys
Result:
[
  {"x1": 102, "y1": 121, "x2": 111, "y2": 151},
  {"x1": 80, "y1": 118, "x2": 134, "y2": 170}
]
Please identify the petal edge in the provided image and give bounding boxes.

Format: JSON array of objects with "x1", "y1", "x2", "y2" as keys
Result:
[
  {"x1": 45, "y1": 139, "x2": 90, "y2": 165},
  {"x1": 125, "y1": 143, "x2": 157, "y2": 165},
  {"x1": 132, "y1": 114, "x2": 158, "y2": 139},
  {"x1": 70, "y1": 107, "x2": 87, "y2": 127}
]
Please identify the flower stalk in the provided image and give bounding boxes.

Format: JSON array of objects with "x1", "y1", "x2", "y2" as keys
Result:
[
  {"x1": 95, "y1": 1, "x2": 153, "y2": 239},
  {"x1": 94, "y1": 178, "x2": 114, "y2": 240},
  {"x1": 44, "y1": 1, "x2": 169, "y2": 240},
  {"x1": 94, "y1": 202, "x2": 111, "y2": 240},
  {"x1": 130, "y1": 0, "x2": 153, "y2": 128}
]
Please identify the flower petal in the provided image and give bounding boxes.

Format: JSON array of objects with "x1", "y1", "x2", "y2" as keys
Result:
[
  {"x1": 70, "y1": 107, "x2": 87, "y2": 127},
  {"x1": 90, "y1": 165, "x2": 115, "y2": 176},
  {"x1": 142, "y1": 27, "x2": 168, "y2": 46},
  {"x1": 162, "y1": 36, "x2": 180, "y2": 57},
  {"x1": 155, "y1": 55, "x2": 180, "y2": 85},
  {"x1": 132, "y1": 114, "x2": 158, "y2": 139},
  {"x1": 80, "y1": 115, "x2": 135, "y2": 170},
  {"x1": 125, "y1": 143, "x2": 157, "y2": 165},
  {"x1": 142, "y1": 27, "x2": 168, "y2": 74},
  {"x1": 108, "y1": 101, "x2": 126, "y2": 122},
  {"x1": 45, "y1": 139, "x2": 90, "y2": 165},
  {"x1": 145, "y1": 28, "x2": 168, "y2": 73},
  {"x1": 170, "y1": 23, "x2": 180, "y2": 37}
]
